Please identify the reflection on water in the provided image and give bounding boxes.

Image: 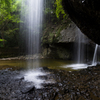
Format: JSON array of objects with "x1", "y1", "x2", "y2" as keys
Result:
[
  {"x1": 0, "y1": 59, "x2": 88, "y2": 71},
  {"x1": 0, "y1": 59, "x2": 74, "y2": 71}
]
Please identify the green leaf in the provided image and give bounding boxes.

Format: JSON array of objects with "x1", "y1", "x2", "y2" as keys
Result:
[
  {"x1": 55, "y1": 0, "x2": 67, "y2": 18},
  {"x1": 0, "y1": 39, "x2": 6, "y2": 42}
]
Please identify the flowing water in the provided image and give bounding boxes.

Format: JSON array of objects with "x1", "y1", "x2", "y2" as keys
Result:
[
  {"x1": 20, "y1": 0, "x2": 46, "y2": 88},
  {"x1": 74, "y1": 27, "x2": 88, "y2": 63},
  {"x1": 76, "y1": 28, "x2": 85, "y2": 63},
  {"x1": 92, "y1": 44, "x2": 98, "y2": 66},
  {"x1": 65, "y1": 27, "x2": 88, "y2": 69},
  {"x1": 26, "y1": 0, "x2": 43, "y2": 55},
  {"x1": 21, "y1": 0, "x2": 44, "y2": 56},
  {"x1": 19, "y1": 0, "x2": 99, "y2": 88}
]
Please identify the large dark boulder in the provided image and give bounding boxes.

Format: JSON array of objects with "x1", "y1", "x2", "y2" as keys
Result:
[{"x1": 62, "y1": 0, "x2": 100, "y2": 44}]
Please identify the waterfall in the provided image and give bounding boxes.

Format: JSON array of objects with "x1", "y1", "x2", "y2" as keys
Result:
[
  {"x1": 92, "y1": 44, "x2": 98, "y2": 66},
  {"x1": 65, "y1": 27, "x2": 88, "y2": 69},
  {"x1": 76, "y1": 28, "x2": 85, "y2": 63},
  {"x1": 25, "y1": 0, "x2": 43, "y2": 55},
  {"x1": 20, "y1": 0, "x2": 44, "y2": 68},
  {"x1": 20, "y1": 0, "x2": 47, "y2": 89}
]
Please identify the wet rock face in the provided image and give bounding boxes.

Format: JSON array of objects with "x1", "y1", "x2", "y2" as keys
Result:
[
  {"x1": 42, "y1": 43, "x2": 74, "y2": 59},
  {"x1": 58, "y1": 22, "x2": 89, "y2": 43},
  {"x1": 62, "y1": 0, "x2": 100, "y2": 44}
]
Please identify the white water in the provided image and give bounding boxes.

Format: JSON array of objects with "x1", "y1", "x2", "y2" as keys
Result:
[
  {"x1": 65, "y1": 27, "x2": 88, "y2": 70},
  {"x1": 91, "y1": 44, "x2": 98, "y2": 66},
  {"x1": 76, "y1": 28, "x2": 86, "y2": 63},
  {"x1": 20, "y1": 0, "x2": 47, "y2": 88},
  {"x1": 25, "y1": 0, "x2": 43, "y2": 55},
  {"x1": 63, "y1": 64, "x2": 88, "y2": 70},
  {"x1": 24, "y1": 70, "x2": 47, "y2": 88},
  {"x1": 21, "y1": 0, "x2": 44, "y2": 65}
]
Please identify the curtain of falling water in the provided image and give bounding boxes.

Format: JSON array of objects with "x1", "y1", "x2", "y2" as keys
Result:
[
  {"x1": 75, "y1": 27, "x2": 87, "y2": 63},
  {"x1": 20, "y1": 0, "x2": 44, "y2": 68},
  {"x1": 26, "y1": 0, "x2": 43, "y2": 55},
  {"x1": 92, "y1": 44, "x2": 98, "y2": 66}
]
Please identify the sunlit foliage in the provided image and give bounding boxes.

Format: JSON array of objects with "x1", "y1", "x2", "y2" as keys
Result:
[
  {"x1": 55, "y1": 0, "x2": 67, "y2": 18},
  {"x1": 0, "y1": 0, "x2": 21, "y2": 47}
]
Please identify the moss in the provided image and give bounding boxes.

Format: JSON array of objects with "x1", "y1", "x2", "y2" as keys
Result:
[{"x1": 42, "y1": 18, "x2": 72, "y2": 44}]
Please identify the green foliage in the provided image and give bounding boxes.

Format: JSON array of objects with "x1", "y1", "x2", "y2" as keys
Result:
[
  {"x1": 55, "y1": 0, "x2": 67, "y2": 18},
  {"x1": 44, "y1": 8, "x2": 53, "y2": 14},
  {"x1": 0, "y1": 0, "x2": 21, "y2": 25},
  {"x1": 44, "y1": 0, "x2": 68, "y2": 23},
  {"x1": 0, "y1": 39, "x2": 6, "y2": 42},
  {"x1": 0, "y1": 0, "x2": 11, "y2": 9},
  {"x1": 0, "y1": 39, "x2": 6, "y2": 47},
  {"x1": 0, "y1": 0, "x2": 21, "y2": 47}
]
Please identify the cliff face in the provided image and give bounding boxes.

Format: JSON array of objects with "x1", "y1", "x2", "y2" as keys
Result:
[
  {"x1": 42, "y1": 20, "x2": 94, "y2": 60},
  {"x1": 42, "y1": 19, "x2": 74, "y2": 59},
  {"x1": 42, "y1": 19, "x2": 72, "y2": 44},
  {"x1": 42, "y1": 21, "x2": 90, "y2": 45},
  {"x1": 62, "y1": 0, "x2": 100, "y2": 44}
]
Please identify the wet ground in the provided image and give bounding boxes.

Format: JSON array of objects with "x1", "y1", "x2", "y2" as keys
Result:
[{"x1": 0, "y1": 65, "x2": 100, "y2": 100}]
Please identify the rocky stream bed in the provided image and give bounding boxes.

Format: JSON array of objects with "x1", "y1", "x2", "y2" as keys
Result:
[{"x1": 0, "y1": 65, "x2": 100, "y2": 100}]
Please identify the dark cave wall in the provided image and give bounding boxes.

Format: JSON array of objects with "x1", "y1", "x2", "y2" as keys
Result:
[{"x1": 62, "y1": 0, "x2": 100, "y2": 44}]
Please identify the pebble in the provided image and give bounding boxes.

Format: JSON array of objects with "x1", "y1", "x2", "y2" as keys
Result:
[{"x1": 0, "y1": 66, "x2": 100, "y2": 100}]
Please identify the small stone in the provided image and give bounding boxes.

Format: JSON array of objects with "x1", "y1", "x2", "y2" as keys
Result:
[
  {"x1": 77, "y1": 92, "x2": 80, "y2": 95},
  {"x1": 81, "y1": 91, "x2": 85, "y2": 94},
  {"x1": 58, "y1": 83, "x2": 62, "y2": 86},
  {"x1": 21, "y1": 85, "x2": 35, "y2": 93}
]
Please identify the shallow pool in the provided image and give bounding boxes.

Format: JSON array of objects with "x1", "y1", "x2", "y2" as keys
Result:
[
  {"x1": 0, "y1": 58, "x2": 88, "y2": 71},
  {"x1": 0, "y1": 59, "x2": 75, "y2": 71}
]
